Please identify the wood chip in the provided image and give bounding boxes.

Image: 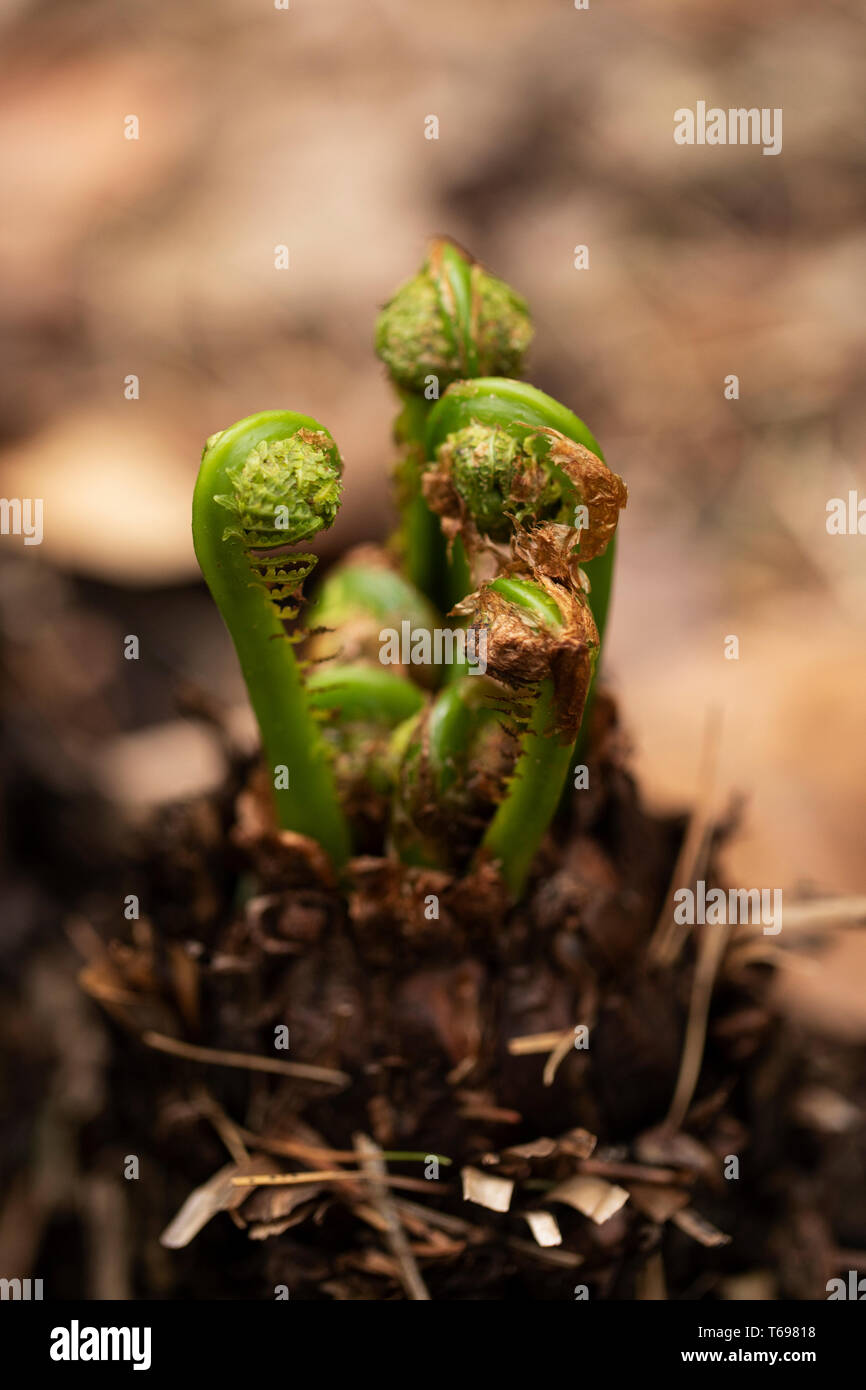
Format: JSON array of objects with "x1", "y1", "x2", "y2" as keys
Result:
[
  {"x1": 627, "y1": 1182, "x2": 691, "y2": 1224},
  {"x1": 546, "y1": 1174, "x2": 629, "y2": 1225},
  {"x1": 635, "y1": 1126, "x2": 713, "y2": 1173},
  {"x1": 560, "y1": 1128, "x2": 598, "y2": 1159},
  {"x1": 243, "y1": 1182, "x2": 325, "y2": 1225},
  {"x1": 524, "y1": 1210, "x2": 562, "y2": 1247},
  {"x1": 160, "y1": 1155, "x2": 278, "y2": 1249},
  {"x1": 671, "y1": 1207, "x2": 731, "y2": 1247},
  {"x1": 461, "y1": 1166, "x2": 514, "y2": 1213},
  {"x1": 247, "y1": 1202, "x2": 321, "y2": 1240},
  {"x1": 503, "y1": 1137, "x2": 560, "y2": 1161}
]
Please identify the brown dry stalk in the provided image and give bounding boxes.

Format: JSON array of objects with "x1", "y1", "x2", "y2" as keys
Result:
[
  {"x1": 230, "y1": 1170, "x2": 442, "y2": 1195},
  {"x1": 648, "y1": 706, "x2": 723, "y2": 966},
  {"x1": 353, "y1": 1133, "x2": 431, "y2": 1301},
  {"x1": 141, "y1": 1030, "x2": 350, "y2": 1086},
  {"x1": 578, "y1": 1158, "x2": 692, "y2": 1187},
  {"x1": 507, "y1": 1029, "x2": 573, "y2": 1054},
  {"x1": 665, "y1": 919, "x2": 731, "y2": 1132}
]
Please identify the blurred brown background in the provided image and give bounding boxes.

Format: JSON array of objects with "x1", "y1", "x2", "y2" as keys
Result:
[{"x1": 0, "y1": 0, "x2": 864, "y2": 1031}]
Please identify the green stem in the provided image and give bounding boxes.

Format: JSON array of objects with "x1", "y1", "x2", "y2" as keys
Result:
[
  {"x1": 305, "y1": 548, "x2": 444, "y2": 692},
  {"x1": 394, "y1": 393, "x2": 449, "y2": 603},
  {"x1": 389, "y1": 675, "x2": 502, "y2": 869},
  {"x1": 468, "y1": 576, "x2": 596, "y2": 898},
  {"x1": 305, "y1": 663, "x2": 425, "y2": 724},
  {"x1": 193, "y1": 411, "x2": 351, "y2": 868},
  {"x1": 426, "y1": 676, "x2": 501, "y2": 794},
  {"x1": 481, "y1": 681, "x2": 573, "y2": 898}
]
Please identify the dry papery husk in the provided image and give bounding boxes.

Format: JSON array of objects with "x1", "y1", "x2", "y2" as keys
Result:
[
  {"x1": 455, "y1": 570, "x2": 599, "y2": 741},
  {"x1": 70, "y1": 691, "x2": 866, "y2": 1301}
]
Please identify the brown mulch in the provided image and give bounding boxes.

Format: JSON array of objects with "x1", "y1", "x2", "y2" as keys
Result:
[{"x1": 53, "y1": 692, "x2": 866, "y2": 1301}]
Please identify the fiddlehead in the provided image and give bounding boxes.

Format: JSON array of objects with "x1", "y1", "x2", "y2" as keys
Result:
[
  {"x1": 424, "y1": 378, "x2": 627, "y2": 615},
  {"x1": 376, "y1": 237, "x2": 532, "y2": 395},
  {"x1": 193, "y1": 410, "x2": 351, "y2": 868},
  {"x1": 375, "y1": 240, "x2": 533, "y2": 604}
]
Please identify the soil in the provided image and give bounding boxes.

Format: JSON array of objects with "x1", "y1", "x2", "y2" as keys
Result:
[{"x1": 3, "y1": 563, "x2": 862, "y2": 1303}]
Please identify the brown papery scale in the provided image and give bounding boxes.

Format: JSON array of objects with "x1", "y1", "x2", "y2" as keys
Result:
[{"x1": 455, "y1": 574, "x2": 599, "y2": 742}]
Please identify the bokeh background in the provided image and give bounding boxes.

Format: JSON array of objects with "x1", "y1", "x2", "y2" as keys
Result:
[{"x1": 0, "y1": 0, "x2": 864, "y2": 1044}]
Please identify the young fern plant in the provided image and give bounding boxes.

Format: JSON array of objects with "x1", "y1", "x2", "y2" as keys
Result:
[
  {"x1": 459, "y1": 575, "x2": 598, "y2": 897},
  {"x1": 389, "y1": 379, "x2": 627, "y2": 895},
  {"x1": 391, "y1": 570, "x2": 599, "y2": 896},
  {"x1": 192, "y1": 410, "x2": 351, "y2": 868},
  {"x1": 375, "y1": 239, "x2": 533, "y2": 606},
  {"x1": 424, "y1": 378, "x2": 627, "y2": 779},
  {"x1": 192, "y1": 253, "x2": 627, "y2": 904}
]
